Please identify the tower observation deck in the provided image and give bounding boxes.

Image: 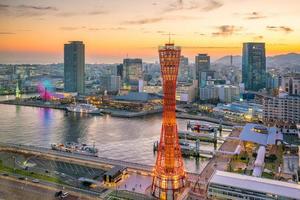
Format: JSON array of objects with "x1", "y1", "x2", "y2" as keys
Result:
[{"x1": 151, "y1": 43, "x2": 186, "y2": 200}]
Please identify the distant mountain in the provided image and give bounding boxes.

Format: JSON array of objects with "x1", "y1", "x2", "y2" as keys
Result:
[
  {"x1": 214, "y1": 55, "x2": 242, "y2": 66},
  {"x1": 267, "y1": 53, "x2": 300, "y2": 67},
  {"x1": 214, "y1": 53, "x2": 300, "y2": 69}
]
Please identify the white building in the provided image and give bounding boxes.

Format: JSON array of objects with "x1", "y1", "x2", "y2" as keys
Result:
[
  {"x1": 199, "y1": 84, "x2": 240, "y2": 103},
  {"x1": 208, "y1": 170, "x2": 300, "y2": 200},
  {"x1": 99, "y1": 75, "x2": 121, "y2": 94},
  {"x1": 176, "y1": 81, "x2": 198, "y2": 103},
  {"x1": 199, "y1": 86, "x2": 218, "y2": 101},
  {"x1": 142, "y1": 85, "x2": 162, "y2": 94},
  {"x1": 281, "y1": 73, "x2": 300, "y2": 96},
  {"x1": 263, "y1": 94, "x2": 300, "y2": 126}
]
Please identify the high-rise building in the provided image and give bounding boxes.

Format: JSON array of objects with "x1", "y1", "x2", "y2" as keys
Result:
[
  {"x1": 64, "y1": 41, "x2": 85, "y2": 94},
  {"x1": 123, "y1": 58, "x2": 143, "y2": 91},
  {"x1": 263, "y1": 95, "x2": 300, "y2": 127},
  {"x1": 195, "y1": 54, "x2": 210, "y2": 80},
  {"x1": 242, "y1": 42, "x2": 266, "y2": 91},
  {"x1": 152, "y1": 43, "x2": 185, "y2": 199},
  {"x1": 99, "y1": 75, "x2": 121, "y2": 94},
  {"x1": 281, "y1": 73, "x2": 300, "y2": 96},
  {"x1": 266, "y1": 72, "x2": 279, "y2": 93},
  {"x1": 263, "y1": 73, "x2": 300, "y2": 127},
  {"x1": 178, "y1": 56, "x2": 189, "y2": 82},
  {"x1": 116, "y1": 64, "x2": 123, "y2": 80},
  {"x1": 199, "y1": 70, "x2": 216, "y2": 87}
]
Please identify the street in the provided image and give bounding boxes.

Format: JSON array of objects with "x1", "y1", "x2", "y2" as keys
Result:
[{"x1": 0, "y1": 176, "x2": 92, "y2": 200}]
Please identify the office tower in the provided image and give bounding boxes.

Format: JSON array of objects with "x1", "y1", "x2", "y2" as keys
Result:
[
  {"x1": 116, "y1": 64, "x2": 123, "y2": 80},
  {"x1": 195, "y1": 54, "x2": 210, "y2": 80},
  {"x1": 178, "y1": 56, "x2": 189, "y2": 82},
  {"x1": 199, "y1": 70, "x2": 216, "y2": 87},
  {"x1": 266, "y1": 72, "x2": 279, "y2": 93},
  {"x1": 242, "y1": 42, "x2": 266, "y2": 91},
  {"x1": 99, "y1": 75, "x2": 121, "y2": 94},
  {"x1": 64, "y1": 41, "x2": 85, "y2": 94},
  {"x1": 123, "y1": 58, "x2": 143, "y2": 91},
  {"x1": 152, "y1": 43, "x2": 185, "y2": 200}
]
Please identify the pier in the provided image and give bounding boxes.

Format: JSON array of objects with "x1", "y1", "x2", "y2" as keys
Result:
[{"x1": 153, "y1": 140, "x2": 214, "y2": 157}]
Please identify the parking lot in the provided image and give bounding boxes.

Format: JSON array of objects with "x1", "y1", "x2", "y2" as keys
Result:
[
  {"x1": 0, "y1": 152, "x2": 106, "y2": 183},
  {"x1": 30, "y1": 157, "x2": 105, "y2": 180}
]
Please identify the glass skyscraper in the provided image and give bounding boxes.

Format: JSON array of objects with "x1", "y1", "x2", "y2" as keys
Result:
[
  {"x1": 195, "y1": 53, "x2": 210, "y2": 80},
  {"x1": 123, "y1": 58, "x2": 143, "y2": 91},
  {"x1": 242, "y1": 42, "x2": 266, "y2": 91},
  {"x1": 64, "y1": 41, "x2": 85, "y2": 94}
]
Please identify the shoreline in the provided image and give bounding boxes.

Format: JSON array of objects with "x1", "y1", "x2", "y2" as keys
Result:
[{"x1": 0, "y1": 99, "x2": 242, "y2": 125}]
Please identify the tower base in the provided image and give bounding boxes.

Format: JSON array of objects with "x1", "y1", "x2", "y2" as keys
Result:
[{"x1": 151, "y1": 173, "x2": 185, "y2": 200}]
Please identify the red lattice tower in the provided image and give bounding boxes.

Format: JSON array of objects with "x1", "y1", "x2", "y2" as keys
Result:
[{"x1": 151, "y1": 43, "x2": 185, "y2": 200}]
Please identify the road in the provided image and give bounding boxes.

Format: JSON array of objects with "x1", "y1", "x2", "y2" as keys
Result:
[{"x1": 0, "y1": 175, "x2": 91, "y2": 200}]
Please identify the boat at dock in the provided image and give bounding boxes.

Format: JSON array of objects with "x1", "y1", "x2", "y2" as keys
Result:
[
  {"x1": 187, "y1": 120, "x2": 216, "y2": 132},
  {"x1": 51, "y1": 142, "x2": 98, "y2": 157},
  {"x1": 66, "y1": 103, "x2": 102, "y2": 115}
]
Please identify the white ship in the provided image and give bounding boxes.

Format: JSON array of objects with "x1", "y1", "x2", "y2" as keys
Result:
[
  {"x1": 187, "y1": 120, "x2": 216, "y2": 132},
  {"x1": 66, "y1": 103, "x2": 102, "y2": 115},
  {"x1": 51, "y1": 142, "x2": 98, "y2": 157}
]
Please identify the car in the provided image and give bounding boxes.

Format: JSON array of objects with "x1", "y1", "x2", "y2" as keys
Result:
[
  {"x1": 18, "y1": 177, "x2": 25, "y2": 180},
  {"x1": 61, "y1": 192, "x2": 69, "y2": 198},
  {"x1": 60, "y1": 173, "x2": 66, "y2": 177},
  {"x1": 2, "y1": 173, "x2": 9, "y2": 176},
  {"x1": 45, "y1": 170, "x2": 49, "y2": 173},
  {"x1": 32, "y1": 179, "x2": 39, "y2": 183},
  {"x1": 55, "y1": 191, "x2": 62, "y2": 197}
]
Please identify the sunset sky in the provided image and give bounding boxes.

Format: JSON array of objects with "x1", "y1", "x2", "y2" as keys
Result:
[{"x1": 0, "y1": 0, "x2": 300, "y2": 64}]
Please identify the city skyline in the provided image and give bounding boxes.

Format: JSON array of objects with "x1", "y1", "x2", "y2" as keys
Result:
[{"x1": 1, "y1": 0, "x2": 300, "y2": 63}]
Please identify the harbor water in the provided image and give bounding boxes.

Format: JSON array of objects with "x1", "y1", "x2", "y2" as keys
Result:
[{"x1": 0, "y1": 95, "x2": 223, "y2": 173}]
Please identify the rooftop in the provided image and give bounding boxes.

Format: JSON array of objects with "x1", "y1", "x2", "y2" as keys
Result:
[
  {"x1": 210, "y1": 170, "x2": 300, "y2": 199},
  {"x1": 113, "y1": 92, "x2": 161, "y2": 102},
  {"x1": 239, "y1": 123, "x2": 282, "y2": 145}
]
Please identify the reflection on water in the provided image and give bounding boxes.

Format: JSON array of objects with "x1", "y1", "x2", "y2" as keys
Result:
[{"x1": 0, "y1": 102, "x2": 214, "y2": 173}]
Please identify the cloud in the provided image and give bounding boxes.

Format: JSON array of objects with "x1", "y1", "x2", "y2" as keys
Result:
[
  {"x1": 163, "y1": 0, "x2": 223, "y2": 13},
  {"x1": 0, "y1": 4, "x2": 9, "y2": 8},
  {"x1": 0, "y1": 32, "x2": 15, "y2": 35},
  {"x1": 202, "y1": 0, "x2": 223, "y2": 11},
  {"x1": 0, "y1": 4, "x2": 58, "y2": 17},
  {"x1": 60, "y1": 26, "x2": 126, "y2": 31},
  {"x1": 17, "y1": 5, "x2": 57, "y2": 11},
  {"x1": 56, "y1": 12, "x2": 80, "y2": 17},
  {"x1": 266, "y1": 26, "x2": 294, "y2": 33},
  {"x1": 123, "y1": 17, "x2": 164, "y2": 25},
  {"x1": 59, "y1": 26, "x2": 84, "y2": 31},
  {"x1": 183, "y1": 46, "x2": 239, "y2": 49},
  {"x1": 212, "y1": 25, "x2": 243, "y2": 36},
  {"x1": 110, "y1": 27, "x2": 127, "y2": 31},
  {"x1": 244, "y1": 12, "x2": 266, "y2": 20},
  {"x1": 88, "y1": 28, "x2": 104, "y2": 31},
  {"x1": 88, "y1": 10, "x2": 107, "y2": 15},
  {"x1": 253, "y1": 35, "x2": 264, "y2": 40},
  {"x1": 57, "y1": 9, "x2": 107, "y2": 17},
  {"x1": 194, "y1": 32, "x2": 206, "y2": 36}
]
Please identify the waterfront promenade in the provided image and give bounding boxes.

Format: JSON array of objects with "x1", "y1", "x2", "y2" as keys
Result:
[{"x1": 189, "y1": 127, "x2": 242, "y2": 199}]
